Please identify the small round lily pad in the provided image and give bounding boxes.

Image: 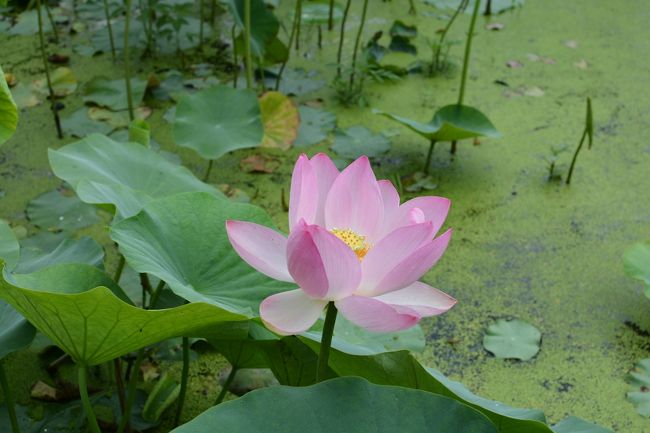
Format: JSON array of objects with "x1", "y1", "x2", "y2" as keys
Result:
[{"x1": 483, "y1": 318, "x2": 541, "y2": 361}]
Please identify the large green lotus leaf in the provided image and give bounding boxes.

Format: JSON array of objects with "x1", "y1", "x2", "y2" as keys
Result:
[
  {"x1": 48, "y1": 133, "x2": 223, "y2": 219},
  {"x1": 551, "y1": 416, "x2": 613, "y2": 433},
  {"x1": 0, "y1": 262, "x2": 247, "y2": 366},
  {"x1": 623, "y1": 242, "x2": 650, "y2": 298},
  {"x1": 110, "y1": 192, "x2": 293, "y2": 317},
  {"x1": 0, "y1": 300, "x2": 36, "y2": 359},
  {"x1": 0, "y1": 220, "x2": 19, "y2": 271},
  {"x1": 83, "y1": 77, "x2": 147, "y2": 111},
  {"x1": 300, "y1": 341, "x2": 553, "y2": 433},
  {"x1": 173, "y1": 86, "x2": 264, "y2": 160},
  {"x1": 16, "y1": 235, "x2": 104, "y2": 274},
  {"x1": 27, "y1": 189, "x2": 101, "y2": 231},
  {"x1": 0, "y1": 65, "x2": 18, "y2": 146},
  {"x1": 482, "y1": 318, "x2": 541, "y2": 361},
  {"x1": 375, "y1": 104, "x2": 500, "y2": 141},
  {"x1": 225, "y1": 0, "x2": 279, "y2": 57},
  {"x1": 8, "y1": 8, "x2": 52, "y2": 35},
  {"x1": 171, "y1": 377, "x2": 497, "y2": 433}
]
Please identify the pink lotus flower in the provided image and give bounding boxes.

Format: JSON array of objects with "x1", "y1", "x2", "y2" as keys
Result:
[{"x1": 226, "y1": 154, "x2": 456, "y2": 335}]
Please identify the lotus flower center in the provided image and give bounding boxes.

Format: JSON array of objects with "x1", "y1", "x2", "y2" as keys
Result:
[{"x1": 331, "y1": 228, "x2": 370, "y2": 260}]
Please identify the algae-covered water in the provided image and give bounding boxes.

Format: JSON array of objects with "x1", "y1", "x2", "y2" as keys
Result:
[{"x1": 2, "y1": 0, "x2": 650, "y2": 431}]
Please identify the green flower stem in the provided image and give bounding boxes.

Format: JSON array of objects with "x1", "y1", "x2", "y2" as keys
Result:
[
  {"x1": 424, "y1": 139, "x2": 436, "y2": 174},
  {"x1": 44, "y1": 2, "x2": 59, "y2": 43},
  {"x1": 243, "y1": 0, "x2": 254, "y2": 90},
  {"x1": 214, "y1": 366, "x2": 238, "y2": 405},
  {"x1": 565, "y1": 128, "x2": 588, "y2": 185},
  {"x1": 457, "y1": 0, "x2": 480, "y2": 106},
  {"x1": 35, "y1": 0, "x2": 62, "y2": 139},
  {"x1": 102, "y1": 0, "x2": 116, "y2": 62},
  {"x1": 316, "y1": 301, "x2": 338, "y2": 382},
  {"x1": 148, "y1": 280, "x2": 166, "y2": 309},
  {"x1": 123, "y1": 0, "x2": 135, "y2": 121},
  {"x1": 275, "y1": 0, "x2": 302, "y2": 90},
  {"x1": 295, "y1": 0, "x2": 302, "y2": 51},
  {"x1": 335, "y1": 0, "x2": 351, "y2": 79},
  {"x1": 433, "y1": 0, "x2": 466, "y2": 72},
  {"x1": 203, "y1": 159, "x2": 214, "y2": 182},
  {"x1": 199, "y1": 0, "x2": 204, "y2": 49},
  {"x1": 231, "y1": 25, "x2": 239, "y2": 88},
  {"x1": 327, "y1": 0, "x2": 334, "y2": 30},
  {"x1": 113, "y1": 358, "x2": 127, "y2": 421},
  {"x1": 173, "y1": 337, "x2": 190, "y2": 426},
  {"x1": 0, "y1": 362, "x2": 20, "y2": 433},
  {"x1": 117, "y1": 349, "x2": 145, "y2": 433},
  {"x1": 78, "y1": 366, "x2": 102, "y2": 433},
  {"x1": 348, "y1": 0, "x2": 369, "y2": 91},
  {"x1": 113, "y1": 254, "x2": 125, "y2": 284}
]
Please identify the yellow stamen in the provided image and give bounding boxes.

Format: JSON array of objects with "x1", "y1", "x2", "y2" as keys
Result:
[{"x1": 331, "y1": 228, "x2": 370, "y2": 260}]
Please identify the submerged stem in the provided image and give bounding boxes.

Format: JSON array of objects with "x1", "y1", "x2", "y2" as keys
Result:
[
  {"x1": 117, "y1": 349, "x2": 145, "y2": 433},
  {"x1": 327, "y1": 0, "x2": 334, "y2": 30},
  {"x1": 203, "y1": 159, "x2": 214, "y2": 182},
  {"x1": 0, "y1": 363, "x2": 20, "y2": 433},
  {"x1": 44, "y1": 1, "x2": 59, "y2": 43},
  {"x1": 433, "y1": 0, "x2": 467, "y2": 73},
  {"x1": 316, "y1": 302, "x2": 338, "y2": 382},
  {"x1": 565, "y1": 129, "x2": 588, "y2": 185},
  {"x1": 78, "y1": 366, "x2": 102, "y2": 433},
  {"x1": 173, "y1": 337, "x2": 190, "y2": 426},
  {"x1": 214, "y1": 366, "x2": 238, "y2": 405},
  {"x1": 457, "y1": 0, "x2": 480, "y2": 105},
  {"x1": 243, "y1": 0, "x2": 254, "y2": 90}
]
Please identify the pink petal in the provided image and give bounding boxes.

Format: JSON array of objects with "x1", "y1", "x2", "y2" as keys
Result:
[
  {"x1": 324, "y1": 156, "x2": 383, "y2": 240},
  {"x1": 335, "y1": 295, "x2": 420, "y2": 332},
  {"x1": 383, "y1": 196, "x2": 451, "y2": 237},
  {"x1": 358, "y1": 222, "x2": 435, "y2": 295},
  {"x1": 289, "y1": 154, "x2": 318, "y2": 230},
  {"x1": 372, "y1": 229, "x2": 452, "y2": 296},
  {"x1": 374, "y1": 281, "x2": 456, "y2": 316},
  {"x1": 226, "y1": 220, "x2": 292, "y2": 282},
  {"x1": 378, "y1": 179, "x2": 400, "y2": 216},
  {"x1": 287, "y1": 221, "x2": 361, "y2": 300},
  {"x1": 310, "y1": 153, "x2": 339, "y2": 226},
  {"x1": 260, "y1": 290, "x2": 328, "y2": 335}
]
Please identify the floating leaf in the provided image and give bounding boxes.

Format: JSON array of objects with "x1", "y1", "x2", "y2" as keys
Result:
[
  {"x1": 267, "y1": 68, "x2": 325, "y2": 96},
  {"x1": 110, "y1": 192, "x2": 293, "y2": 317},
  {"x1": 294, "y1": 106, "x2": 336, "y2": 147},
  {"x1": 8, "y1": 8, "x2": 52, "y2": 35},
  {"x1": 390, "y1": 20, "x2": 417, "y2": 38},
  {"x1": 624, "y1": 242, "x2": 650, "y2": 298},
  {"x1": 375, "y1": 104, "x2": 500, "y2": 142},
  {"x1": 0, "y1": 65, "x2": 18, "y2": 145},
  {"x1": 240, "y1": 154, "x2": 280, "y2": 173},
  {"x1": 11, "y1": 82, "x2": 41, "y2": 109},
  {"x1": 33, "y1": 67, "x2": 78, "y2": 97},
  {"x1": 61, "y1": 108, "x2": 113, "y2": 138},
  {"x1": 87, "y1": 106, "x2": 151, "y2": 128},
  {"x1": 27, "y1": 189, "x2": 101, "y2": 231},
  {"x1": 552, "y1": 416, "x2": 614, "y2": 433},
  {"x1": 0, "y1": 261, "x2": 248, "y2": 366},
  {"x1": 171, "y1": 377, "x2": 498, "y2": 433},
  {"x1": 174, "y1": 86, "x2": 264, "y2": 160},
  {"x1": 49, "y1": 134, "x2": 223, "y2": 219},
  {"x1": 83, "y1": 77, "x2": 147, "y2": 111},
  {"x1": 483, "y1": 318, "x2": 541, "y2": 361},
  {"x1": 424, "y1": 0, "x2": 524, "y2": 14},
  {"x1": 627, "y1": 358, "x2": 650, "y2": 417},
  {"x1": 0, "y1": 300, "x2": 36, "y2": 359},
  {"x1": 301, "y1": 0, "x2": 344, "y2": 24},
  {"x1": 259, "y1": 91, "x2": 299, "y2": 150},
  {"x1": 331, "y1": 126, "x2": 391, "y2": 159}
]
